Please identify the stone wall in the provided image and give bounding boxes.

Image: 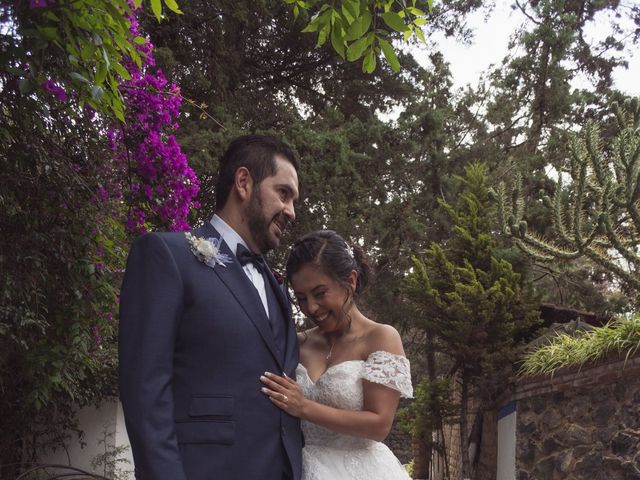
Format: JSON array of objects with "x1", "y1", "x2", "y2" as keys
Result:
[{"x1": 514, "y1": 354, "x2": 640, "y2": 480}]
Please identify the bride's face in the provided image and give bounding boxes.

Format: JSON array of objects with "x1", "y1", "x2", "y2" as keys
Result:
[{"x1": 290, "y1": 263, "x2": 356, "y2": 332}]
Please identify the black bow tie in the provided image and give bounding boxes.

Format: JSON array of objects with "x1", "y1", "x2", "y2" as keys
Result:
[{"x1": 236, "y1": 244, "x2": 267, "y2": 273}]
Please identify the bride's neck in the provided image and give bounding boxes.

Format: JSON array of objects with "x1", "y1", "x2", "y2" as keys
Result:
[{"x1": 324, "y1": 304, "x2": 365, "y2": 344}]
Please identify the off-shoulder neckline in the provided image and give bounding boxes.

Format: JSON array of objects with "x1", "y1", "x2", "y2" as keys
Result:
[{"x1": 297, "y1": 350, "x2": 407, "y2": 385}]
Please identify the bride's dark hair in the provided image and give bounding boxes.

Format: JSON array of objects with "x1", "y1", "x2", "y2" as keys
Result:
[{"x1": 285, "y1": 230, "x2": 371, "y2": 297}]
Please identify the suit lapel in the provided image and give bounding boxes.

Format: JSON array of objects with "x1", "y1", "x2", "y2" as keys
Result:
[{"x1": 195, "y1": 223, "x2": 283, "y2": 369}]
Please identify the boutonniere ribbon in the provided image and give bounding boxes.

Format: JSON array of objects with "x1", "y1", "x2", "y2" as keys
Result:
[{"x1": 185, "y1": 233, "x2": 233, "y2": 269}]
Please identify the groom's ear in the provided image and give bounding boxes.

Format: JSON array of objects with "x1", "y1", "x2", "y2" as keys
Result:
[{"x1": 234, "y1": 166, "x2": 254, "y2": 201}]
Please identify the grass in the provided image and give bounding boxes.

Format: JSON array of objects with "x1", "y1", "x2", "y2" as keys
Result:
[{"x1": 518, "y1": 315, "x2": 640, "y2": 377}]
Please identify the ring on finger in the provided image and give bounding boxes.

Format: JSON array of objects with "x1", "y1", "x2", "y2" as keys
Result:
[{"x1": 282, "y1": 394, "x2": 288, "y2": 403}]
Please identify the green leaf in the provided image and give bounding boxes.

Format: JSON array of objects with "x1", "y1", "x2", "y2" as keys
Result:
[
  {"x1": 345, "y1": 10, "x2": 371, "y2": 41},
  {"x1": 70, "y1": 72, "x2": 91, "y2": 84},
  {"x1": 381, "y1": 12, "x2": 409, "y2": 32},
  {"x1": 346, "y1": 34, "x2": 370, "y2": 61},
  {"x1": 316, "y1": 23, "x2": 330, "y2": 47},
  {"x1": 95, "y1": 63, "x2": 107, "y2": 85},
  {"x1": 90, "y1": 85, "x2": 105, "y2": 103},
  {"x1": 407, "y1": 7, "x2": 425, "y2": 15},
  {"x1": 151, "y1": 0, "x2": 162, "y2": 21},
  {"x1": 331, "y1": 23, "x2": 346, "y2": 59},
  {"x1": 113, "y1": 33, "x2": 130, "y2": 55},
  {"x1": 302, "y1": 10, "x2": 330, "y2": 33},
  {"x1": 38, "y1": 27, "x2": 59, "y2": 41},
  {"x1": 415, "y1": 27, "x2": 427, "y2": 44},
  {"x1": 43, "y1": 11, "x2": 60, "y2": 22},
  {"x1": 101, "y1": 47, "x2": 110, "y2": 69},
  {"x1": 133, "y1": 36, "x2": 148, "y2": 45},
  {"x1": 113, "y1": 63, "x2": 131, "y2": 80},
  {"x1": 379, "y1": 38, "x2": 400, "y2": 72},
  {"x1": 72, "y1": 15, "x2": 93, "y2": 31},
  {"x1": 341, "y1": 3, "x2": 355, "y2": 24},
  {"x1": 413, "y1": 18, "x2": 427, "y2": 26},
  {"x1": 302, "y1": 17, "x2": 321, "y2": 32},
  {"x1": 111, "y1": 99, "x2": 125, "y2": 122},
  {"x1": 109, "y1": 77, "x2": 119, "y2": 95},
  {"x1": 362, "y1": 48, "x2": 376, "y2": 73},
  {"x1": 131, "y1": 50, "x2": 143, "y2": 69},
  {"x1": 342, "y1": 0, "x2": 360, "y2": 20},
  {"x1": 164, "y1": 0, "x2": 183, "y2": 14},
  {"x1": 293, "y1": 4, "x2": 299, "y2": 19},
  {"x1": 80, "y1": 42, "x2": 96, "y2": 61}
]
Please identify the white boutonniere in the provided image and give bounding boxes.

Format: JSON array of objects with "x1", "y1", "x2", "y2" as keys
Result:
[{"x1": 185, "y1": 233, "x2": 232, "y2": 268}]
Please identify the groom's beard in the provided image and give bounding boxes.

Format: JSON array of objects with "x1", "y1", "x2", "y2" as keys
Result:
[{"x1": 247, "y1": 186, "x2": 283, "y2": 254}]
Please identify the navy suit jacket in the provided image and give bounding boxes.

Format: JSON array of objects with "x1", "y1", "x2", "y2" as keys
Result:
[{"x1": 119, "y1": 223, "x2": 303, "y2": 480}]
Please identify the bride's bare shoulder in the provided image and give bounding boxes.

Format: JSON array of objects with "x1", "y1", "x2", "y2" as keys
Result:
[{"x1": 362, "y1": 322, "x2": 404, "y2": 357}]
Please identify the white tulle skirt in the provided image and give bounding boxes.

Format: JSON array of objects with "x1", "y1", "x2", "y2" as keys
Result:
[{"x1": 302, "y1": 442, "x2": 411, "y2": 480}]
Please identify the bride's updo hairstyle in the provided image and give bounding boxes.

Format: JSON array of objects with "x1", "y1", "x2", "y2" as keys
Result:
[{"x1": 285, "y1": 230, "x2": 371, "y2": 298}]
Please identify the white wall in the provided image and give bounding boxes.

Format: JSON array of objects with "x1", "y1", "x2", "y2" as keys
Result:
[
  {"x1": 496, "y1": 401, "x2": 516, "y2": 480},
  {"x1": 37, "y1": 398, "x2": 133, "y2": 479}
]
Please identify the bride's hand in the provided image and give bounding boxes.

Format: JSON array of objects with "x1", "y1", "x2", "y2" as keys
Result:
[{"x1": 260, "y1": 372, "x2": 305, "y2": 418}]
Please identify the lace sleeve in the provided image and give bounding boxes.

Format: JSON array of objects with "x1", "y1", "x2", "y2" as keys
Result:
[{"x1": 362, "y1": 351, "x2": 413, "y2": 398}]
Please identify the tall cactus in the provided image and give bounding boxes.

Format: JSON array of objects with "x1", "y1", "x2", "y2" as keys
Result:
[{"x1": 497, "y1": 98, "x2": 640, "y2": 292}]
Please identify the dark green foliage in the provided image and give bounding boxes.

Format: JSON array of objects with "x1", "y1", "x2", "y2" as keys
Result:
[
  {"x1": 290, "y1": 0, "x2": 432, "y2": 73},
  {"x1": 0, "y1": 1, "x2": 178, "y2": 473},
  {"x1": 0, "y1": 77, "x2": 124, "y2": 472},
  {"x1": 397, "y1": 375, "x2": 455, "y2": 436},
  {"x1": 405, "y1": 163, "x2": 540, "y2": 478},
  {"x1": 407, "y1": 163, "x2": 540, "y2": 380}
]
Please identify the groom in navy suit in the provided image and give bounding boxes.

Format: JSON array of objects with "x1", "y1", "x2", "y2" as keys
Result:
[{"x1": 119, "y1": 135, "x2": 302, "y2": 480}]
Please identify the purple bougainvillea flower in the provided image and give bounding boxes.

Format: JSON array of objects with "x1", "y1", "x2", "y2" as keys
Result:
[
  {"x1": 101, "y1": 4, "x2": 200, "y2": 235},
  {"x1": 29, "y1": 0, "x2": 56, "y2": 9},
  {"x1": 41, "y1": 79, "x2": 67, "y2": 102}
]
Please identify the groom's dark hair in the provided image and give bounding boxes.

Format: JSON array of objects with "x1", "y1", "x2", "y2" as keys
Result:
[{"x1": 215, "y1": 135, "x2": 299, "y2": 210}]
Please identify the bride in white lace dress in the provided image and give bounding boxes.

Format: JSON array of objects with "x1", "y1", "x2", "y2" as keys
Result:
[{"x1": 261, "y1": 230, "x2": 413, "y2": 480}]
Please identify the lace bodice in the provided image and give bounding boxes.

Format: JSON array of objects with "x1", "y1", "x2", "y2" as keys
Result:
[{"x1": 295, "y1": 350, "x2": 413, "y2": 449}]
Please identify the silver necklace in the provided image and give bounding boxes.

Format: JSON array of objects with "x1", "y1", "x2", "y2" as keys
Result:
[{"x1": 326, "y1": 341, "x2": 334, "y2": 360}]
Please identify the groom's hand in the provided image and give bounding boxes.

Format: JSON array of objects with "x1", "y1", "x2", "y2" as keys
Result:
[{"x1": 260, "y1": 372, "x2": 305, "y2": 418}]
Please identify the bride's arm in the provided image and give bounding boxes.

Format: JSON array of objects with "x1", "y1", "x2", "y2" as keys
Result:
[
  {"x1": 263, "y1": 374, "x2": 401, "y2": 441},
  {"x1": 261, "y1": 324, "x2": 408, "y2": 442}
]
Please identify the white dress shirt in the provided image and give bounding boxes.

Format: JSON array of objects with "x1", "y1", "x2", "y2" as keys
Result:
[{"x1": 210, "y1": 214, "x2": 269, "y2": 317}]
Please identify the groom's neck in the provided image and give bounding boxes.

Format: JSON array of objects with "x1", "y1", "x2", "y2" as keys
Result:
[{"x1": 215, "y1": 209, "x2": 260, "y2": 254}]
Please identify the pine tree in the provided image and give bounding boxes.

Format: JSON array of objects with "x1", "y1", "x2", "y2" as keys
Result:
[{"x1": 406, "y1": 163, "x2": 540, "y2": 479}]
